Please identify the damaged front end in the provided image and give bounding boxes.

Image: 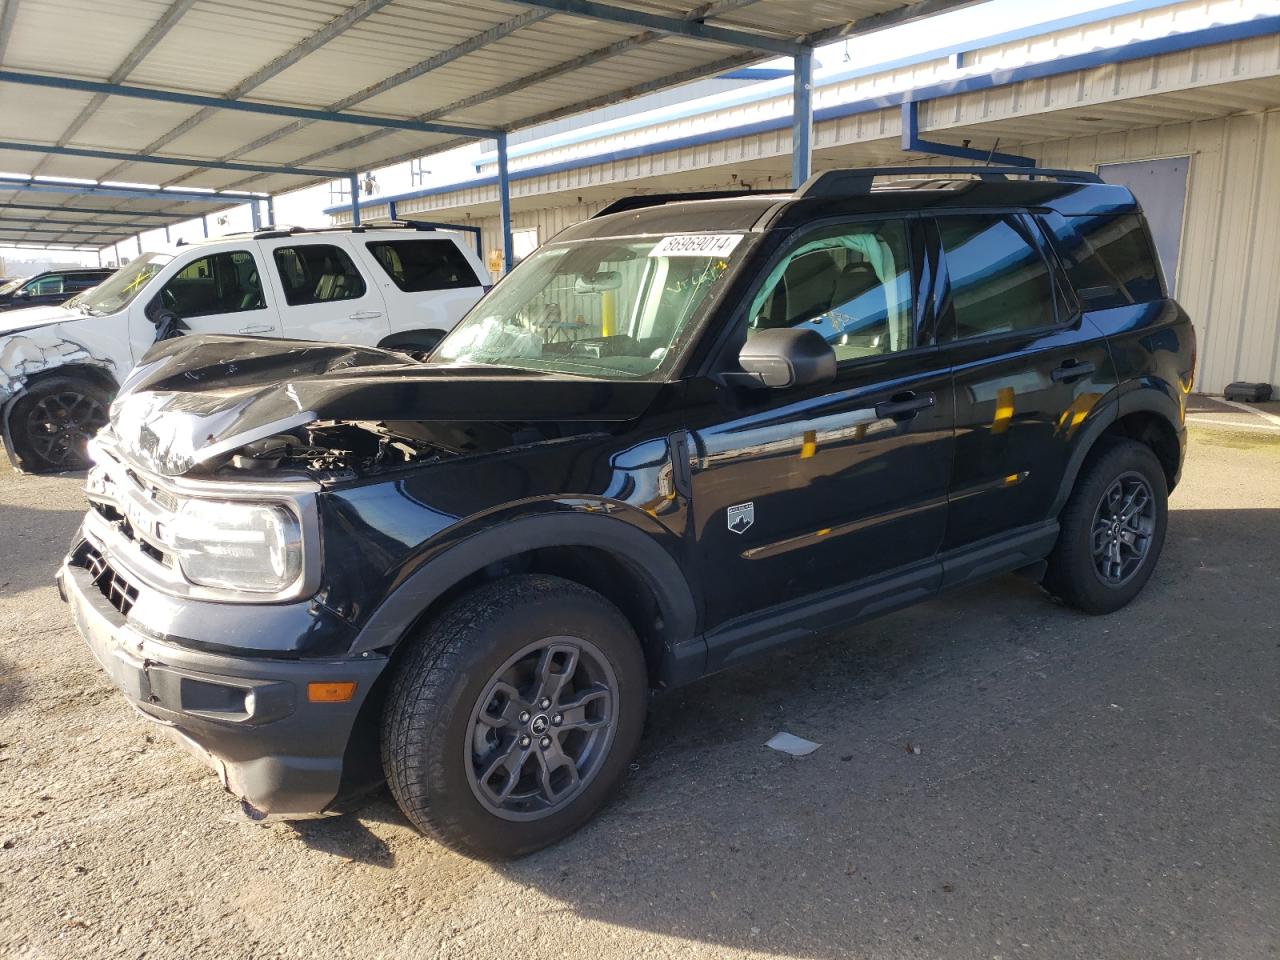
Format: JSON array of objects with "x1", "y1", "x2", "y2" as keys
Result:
[
  {"x1": 106, "y1": 333, "x2": 661, "y2": 482},
  {"x1": 1, "y1": 321, "x2": 120, "y2": 469}
]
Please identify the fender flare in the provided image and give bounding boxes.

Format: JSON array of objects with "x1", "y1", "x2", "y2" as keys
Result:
[
  {"x1": 1047, "y1": 381, "x2": 1184, "y2": 517},
  {"x1": 347, "y1": 510, "x2": 699, "y2": 661}
]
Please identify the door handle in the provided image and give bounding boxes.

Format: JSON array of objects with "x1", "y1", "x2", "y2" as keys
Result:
[
  {"x1": 1050, "y1": 359, "x2": 1096, "y2": 382},
  {"x1": 239, "y1": 324, "x2": 274, "y2": 334},
  {"x1": 347, "y1": 311, "x2": 384, "y2": 320},
  {"x1": 874, "y1": 391, "x2": 936, "y2": 421}
]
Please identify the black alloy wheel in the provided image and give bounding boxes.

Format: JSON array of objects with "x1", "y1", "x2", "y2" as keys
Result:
[
  {"x1": 1090, "y1": 473, "x2": 1157, "y2": 586},
  {"x1": 465, "y1": 635, "x2": 619, "y2": 820},
  {"x1": 23, "y1": 390, "x2": 107, "y2": 469}
]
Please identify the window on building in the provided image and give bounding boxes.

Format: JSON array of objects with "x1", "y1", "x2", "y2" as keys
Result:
[
  {"x1": 272, "y1": 244, "x2": 366, "y2": 305},
  {"x1": 938, "y1": 216, "x2": 1056, "y2": 339},
  {"x1": 409, "y1": 158, "x2": 429, "y2": 187},
  {"x1": 155, "y1": 251, "x2": 265, "y2": 317}
]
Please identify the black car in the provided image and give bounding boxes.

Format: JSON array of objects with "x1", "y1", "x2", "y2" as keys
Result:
[
  {"x1": 59, "y1": 167, "x2": 1194, "y2": 859},
  {"x1": 0, "y1": 268, "x2": 114, "y2": 311}
]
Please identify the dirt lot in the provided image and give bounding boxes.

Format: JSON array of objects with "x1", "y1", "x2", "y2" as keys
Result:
[{"x1": 1, "y1": 412, "x2": 1277, "y2": 960}]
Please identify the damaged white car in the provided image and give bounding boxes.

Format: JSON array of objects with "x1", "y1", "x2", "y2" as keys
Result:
[{"x1": 1, "y1": 224, "x2": 488, "y2": 472}]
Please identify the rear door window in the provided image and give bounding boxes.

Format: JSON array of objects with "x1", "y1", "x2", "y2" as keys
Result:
[
  {"x1": 365, "y1": 238, "x2": 480, "y2": 292},
  {"x1": 937, "y1": 216, "x2": 1056, "y2": 340},
  {"x1": 1040, "y1": 213, "x2": 1164, "y2": 308},
  {"x1": 273, "y1": 244, "x2": 367, "y2": 305},
  {"x1": 28, "y1": 275, "x2": 65, "y2": 295},
  {"x1": 156, "y1": 251, "x2": 265, "y2": 317}
]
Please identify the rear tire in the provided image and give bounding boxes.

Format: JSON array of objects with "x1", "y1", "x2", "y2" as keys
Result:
[
  {"x1": 381, "y1": 574, "x2": 647, "y2": 860},
  {"x1": 1044, "y1": 438, "x2": 1168, "y2": 614},
  {"x1": 8, "y1": 375, "x2": 111, "y2": 472}
]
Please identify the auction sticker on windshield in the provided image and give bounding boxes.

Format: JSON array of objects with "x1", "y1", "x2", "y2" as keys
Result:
[{"x1": 649, "y1": 234, "x2": 743, "y2": 258}]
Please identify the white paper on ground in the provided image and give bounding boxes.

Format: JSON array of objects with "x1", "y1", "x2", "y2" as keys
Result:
[{"x1": 765, "y1": 732, "x2": 821, "y2": 756}]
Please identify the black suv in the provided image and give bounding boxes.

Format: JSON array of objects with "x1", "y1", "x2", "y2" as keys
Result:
[
  {"x1": 0, "y1": 268, "x2": 113, "y2": 311},
  {"x1": 59, "y1": 167, "x2": 1193, "y2": 859}
]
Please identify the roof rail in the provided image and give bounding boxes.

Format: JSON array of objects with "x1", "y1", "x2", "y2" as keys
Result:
[
  {"x1": 593, "y1": 189, "x2": 790, "y2": 219},
  {"x1": 798, "y1": 166, "x2": 1103, "y2": 198},
  {"x1": 245, "y1": 221, "x2": 446, "y2": 240}
]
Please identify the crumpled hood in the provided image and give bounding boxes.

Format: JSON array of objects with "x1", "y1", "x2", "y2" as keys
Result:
[
  {"x1": 109, "y1": 334, "x2": 663, "y2": 476},
  {"x1": 0, "y1": 304, "x2": 80, "y2": 336}
]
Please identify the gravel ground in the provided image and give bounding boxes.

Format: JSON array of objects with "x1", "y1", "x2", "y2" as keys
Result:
[{"x1": 1, "y1": 417, "x2": 1277, "y2": 960}]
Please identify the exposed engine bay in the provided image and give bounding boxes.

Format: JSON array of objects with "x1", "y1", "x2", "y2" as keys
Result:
[{"x1": 218, "y1": 419, "x2": 564, "y2": 481}]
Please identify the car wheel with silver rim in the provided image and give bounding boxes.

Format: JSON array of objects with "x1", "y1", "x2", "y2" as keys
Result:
[{"x1": 382, "y1": 574, "x2": 647, "y2": 860}]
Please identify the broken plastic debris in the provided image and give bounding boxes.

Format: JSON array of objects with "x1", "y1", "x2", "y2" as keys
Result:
[{"x1": 765, "y1": 732, "x2": 821, "y2": 756}]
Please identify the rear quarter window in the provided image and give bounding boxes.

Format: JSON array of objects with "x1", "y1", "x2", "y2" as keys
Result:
[
  {"x1": 1041, "y1": 213, "x2": 1164, "y2": 308},
  {"x1": 365, "y1": 239, "x2": 480, "y2": 292}
]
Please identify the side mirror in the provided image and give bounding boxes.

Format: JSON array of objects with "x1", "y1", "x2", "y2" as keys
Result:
[{"x1": 738, "y1": 328, "x2": 836, "y2": 389}]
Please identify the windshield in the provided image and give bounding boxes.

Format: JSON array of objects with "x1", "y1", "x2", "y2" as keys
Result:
[
  {"x1": 434, "y1": 233, "x2": 746, "y2": 379},
  {"x1": 73, "y1": 254, "x2": 171, "y2": 316},
  {"x1": 0, "y1": 278, "x2": 23, "y2": 296}
]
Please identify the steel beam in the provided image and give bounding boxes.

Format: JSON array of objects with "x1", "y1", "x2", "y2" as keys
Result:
[
  {"x1": 32, "y1": 0, "x2": 198, "y2": 178},
  {"x1": 96, "y1": 0, "x2": 399, "y2": 183},
  {"x1": 0, "y1": 70, "x2": 501, "y2": 139},
  {"x1": 0, "y1": 226, "x2": 138, "y2": 238},
  {"x1": 210, "y1": 9, "x2": 560, "y2": 179},
  {"x1": 221, "y1": 0, "x2": 764, "y2": 189},
  {"x1": 0, "y1": 214, "x2": 167, "y2": 230},
  {"x1": 0, "y1": 141, "x2": 349, "y2": 179},
  {"x1": 803, "y1": 0, "x2": 985, "y2": 46},
  {"x1": 0, "y1": 178, "x2": 232, "y2": 204},
  {"x1": 266, "y1": 195, "x2": 275, "y2": 227},
  {"x1": 508, "y1": 0, "x2": 803, "y2": 55},
  {"x1": 899, "y1": 101, "x2": 1033, "y2": 166},
  {"x1": 0, "y1": 200, "x2": 198, "y2": 220},
  {"x1": 250, "y1": 199, "x2": 262, "y2": 230},
  {"x1": 496, "y1": 133, "x2": 513, "y2": 274},
  {"x1": 349, "y1": 174, "x2": 361, "y2": 227},
  {"x1": 0, "y1": 0, "x2": 18, "y2": 64},
  {"x1": 791, "y1": 48, "x2": 813, "y2": 188}
]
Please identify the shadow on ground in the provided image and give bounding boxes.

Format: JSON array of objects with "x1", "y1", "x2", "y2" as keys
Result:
[
  {"x1": 0, "y1": 501, "x2": 85, "y2": 596},
  {"x1": 288, "y1": 505, "x2": 1279, "y2": 958}
]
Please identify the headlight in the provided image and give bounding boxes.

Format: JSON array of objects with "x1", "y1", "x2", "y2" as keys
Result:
[{"x1": 171, "y1": 499, "x2": 303, "y2": 594}]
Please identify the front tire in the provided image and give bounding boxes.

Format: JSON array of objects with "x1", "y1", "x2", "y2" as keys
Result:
[
  {"x1": 381, "y1": 574, "x2": 647, "y2": 860},
  {"x1": 1044, "y1": 438, "x2": 1169, "y2": 614},
  {"x1": 8, "y1": 375, "x2": 111, "y2": 472}
]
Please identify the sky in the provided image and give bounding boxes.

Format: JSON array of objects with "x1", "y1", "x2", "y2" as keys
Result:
[{"x1": 0, "y1": 0, "x2": 1187, "y2": 269}]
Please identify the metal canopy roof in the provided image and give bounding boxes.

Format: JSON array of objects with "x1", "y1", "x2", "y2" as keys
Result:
[{"x1": 0, "y1": 0, "x2": 966, "y2": 248}]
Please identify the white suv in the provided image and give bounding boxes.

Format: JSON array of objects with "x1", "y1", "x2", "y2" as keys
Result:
[{"x1": 0, "y1": 225, "x2": 489, "y2": 472}]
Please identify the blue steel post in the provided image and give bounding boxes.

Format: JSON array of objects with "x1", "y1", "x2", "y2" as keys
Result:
[
  {"x1": 266, "y1": 195, "x2": 276, "y2": 227},
  {"x1": 250, "y1": 199, "x2": 262, "y2": 230},
  {"x1": 496, "y1": 132, "x2": 513, "y2": 273},
  {"x1": 387, "y1": 199, "x2": 398, "y2": 221},
  {"x1": 791, "y1": 47, "x2": 813, "y2": 188},
  {"x1": 201, "y1": 215, "x2": 208, "y2": 238},
  {"x1": 349, "y1": 174, "x2": 361, "y2": 226},
  {"x1": 164, "y1": 224, "x2": 170, "y2": 243}
]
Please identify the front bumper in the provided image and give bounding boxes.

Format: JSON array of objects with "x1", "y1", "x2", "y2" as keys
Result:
[{"x1": 57, "y1": 549, "x2": 388, "y2": 818}]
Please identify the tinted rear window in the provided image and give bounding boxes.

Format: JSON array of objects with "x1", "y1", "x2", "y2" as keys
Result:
[
  {"x1": 365, "y1": 239, "x2": 480, "y2": 292},
  {"x1": 1041, "y1": 213, "x2": 1163, "y2": 308},
  {"x1": 938, "y1": 215, "x2": 1057, "y2": 339}
]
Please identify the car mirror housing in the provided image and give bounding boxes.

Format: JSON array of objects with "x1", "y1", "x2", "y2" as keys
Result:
[{"x1": 737, "y1": 328, "x2": 837, "y2": 389}]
